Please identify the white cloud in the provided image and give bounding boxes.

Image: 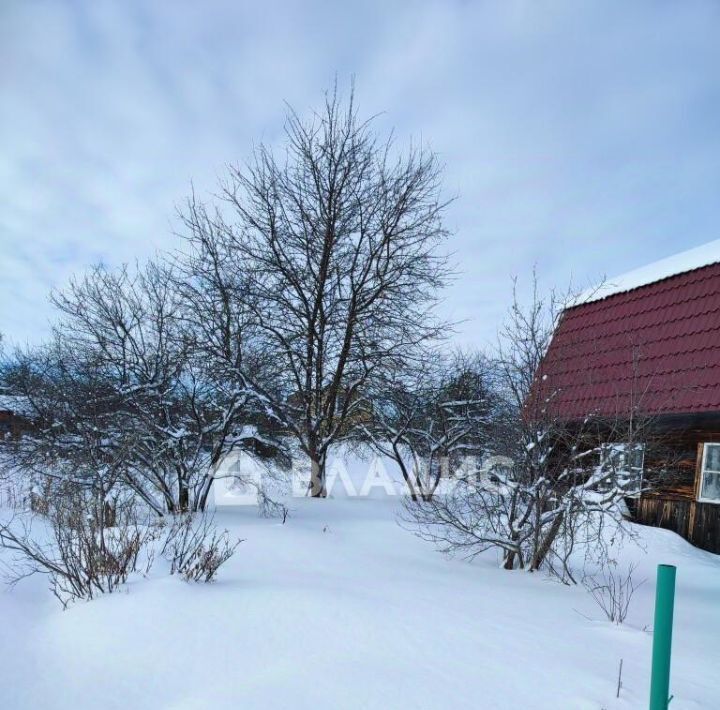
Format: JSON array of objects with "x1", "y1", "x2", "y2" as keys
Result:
[{"x1": 2, "y1": 0, "x2": 720, "y2": 347}]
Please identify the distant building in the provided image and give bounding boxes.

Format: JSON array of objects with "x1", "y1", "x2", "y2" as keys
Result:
[
  {"x1": 0, "y1": 393, "x2": 31, "y2": 439},
  {"x1": 538, "y1": 240, "x2": 720, "y2": 553}
]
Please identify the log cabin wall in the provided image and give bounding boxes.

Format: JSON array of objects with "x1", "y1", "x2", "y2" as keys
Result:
[
  {"x1": 629, "y1": 413, "x2": 720, "y2": 553},
  {"x1": 533, "y1": 257, "x2": 720, "y2": 555},
  {"x1": 630, "y1": 497, "x2": 720, "y2": 553}
]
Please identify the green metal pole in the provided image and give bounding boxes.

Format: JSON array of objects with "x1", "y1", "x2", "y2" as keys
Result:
[{"x1": 649, "y1": 564, "x2": 676, "y2": 710}]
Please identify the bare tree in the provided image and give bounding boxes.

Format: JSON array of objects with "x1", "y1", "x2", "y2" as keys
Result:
[
  {"x1": 361, "y1": 350, "x2": 497, "y2": 501},
  {"x1": 406, "y1": 276, "x2": 650, "y2": 578},
  {"x1": 1, "y1": 339, "x2": 132, "y2": 515},
  {"x1": 180, "y1": 84, "x2": 452, "y2": 496},
  {"x1": 1, "y1": 260, "x2": 280, "y2": 515}
]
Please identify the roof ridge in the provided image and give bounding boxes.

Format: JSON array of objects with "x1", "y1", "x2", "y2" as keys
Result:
[{"x1": 569, "y1": 252, "x2": 720, "y2": 309}]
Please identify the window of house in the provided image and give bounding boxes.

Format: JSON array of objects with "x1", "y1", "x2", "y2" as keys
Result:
[{"x1": 699, "y1": 443, "x2": 720, "y2": 503}]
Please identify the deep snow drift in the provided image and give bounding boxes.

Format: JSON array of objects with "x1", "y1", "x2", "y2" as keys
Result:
[{"x1": 0, "y1": 486, "x2": 718, "y2": 708}]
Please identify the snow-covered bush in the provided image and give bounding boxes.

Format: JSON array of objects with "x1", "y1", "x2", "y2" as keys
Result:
[
  {"x1": 0, "y1": 492, "x2": 158, "y2": 608},
  {"x1": 582, "y1": 561, "x2": 645, "y2": 624},
  {"x1": 160, "y1": 513, "x2": 241, "y2": 583}
]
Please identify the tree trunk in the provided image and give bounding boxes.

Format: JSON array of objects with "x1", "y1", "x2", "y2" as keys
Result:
[
  {"x1": 503, "y1": 534, "x2": 522, "y2": 570},
  {"x1": 392, "y1": 443, "x2": 418, "y2": 501},
  {"x1": 309, "y1": 455, "x2": 327, "y2": 498},
  {"x1": 178, "y1": 483, "x2": 190, "y2": 513},
  {"x1": 102, "y1": 500, "x2": 116, "y2": 528},
  {"x1": 197, "y1": 474, "x2": 214, "y2": 512},
  {"x1": 529, "y1": 511, "x2": 564, "y2": 571}
]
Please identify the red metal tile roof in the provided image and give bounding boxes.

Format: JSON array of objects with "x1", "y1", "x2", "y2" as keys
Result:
[{"x1": 537, "y1": 261, "x2": 720, "y2": 419}]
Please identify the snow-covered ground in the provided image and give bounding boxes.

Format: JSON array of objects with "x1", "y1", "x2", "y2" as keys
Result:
[{"x1": 1, "y1": 478, "x2": 718, "y2": 708}]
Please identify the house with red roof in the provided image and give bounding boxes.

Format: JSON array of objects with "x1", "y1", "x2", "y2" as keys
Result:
[{"x1": 539, "y1": 240, "x2": 720, "y2": 553}]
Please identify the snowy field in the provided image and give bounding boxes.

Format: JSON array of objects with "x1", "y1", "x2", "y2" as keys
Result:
[{"x1": 1, "y1": 472, "x2": 719, "y2": 708}]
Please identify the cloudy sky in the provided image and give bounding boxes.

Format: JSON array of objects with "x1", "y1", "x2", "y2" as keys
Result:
[{"x1": 2, "y1": 0, "x2": 719, "y2": 348}]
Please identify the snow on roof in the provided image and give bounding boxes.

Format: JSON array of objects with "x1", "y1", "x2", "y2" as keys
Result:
[{"x1": 571, "y1": 238, "x2": 720, "y2": 307}]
